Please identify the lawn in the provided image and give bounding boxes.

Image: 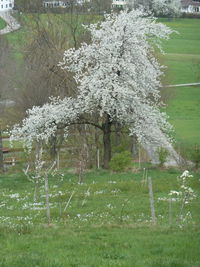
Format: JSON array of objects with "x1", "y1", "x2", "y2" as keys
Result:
[
  {"x1": 159, "y1": 18, "x2": 200, "y2": 149},
  {"x1": 0, "y1": 17, "x2": 6, "y2": 30},
  {"x1": 0, "y1": 168, "x2": 199, "y2": 266}
]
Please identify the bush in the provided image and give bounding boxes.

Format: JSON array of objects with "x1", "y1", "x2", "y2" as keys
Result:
[
  {"x1": 110, "y1": 151, "x2": 132, "y2": 172},
  {"x1": 190, "y1": 146, "x2": 200, "y2": 169},
  {"x1": 157, "y1": 147, "x2": 169, "y2": 168},
  {"x1": 181, "y1": 12, "x2": 200, "y2": 19}
]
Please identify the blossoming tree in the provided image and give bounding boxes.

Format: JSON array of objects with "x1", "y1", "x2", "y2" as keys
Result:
[
  {"x1": 127, "y1": 0, "x2": 181, "y2": 17},
  {"x1": 11, "y1": 9, "x2": 174, "y2": 168},
  {"x1": 152, "y1": 0, "x2": 181, "y2": 17}
]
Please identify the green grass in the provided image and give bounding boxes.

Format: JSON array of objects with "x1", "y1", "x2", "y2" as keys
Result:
[
  {"x1": 158, "y1": 19, "x2": 200, "y2": 148},
  {"x1": 165, "y1": 86, "x2": 200, "y2": 146},
  {"x1": 0, "y1": 17, "x2": 6, "y2": 30},
  {"x1": 1, "y1": 226, "x2": 200, "y2": 266},
  {"x1": 0, "y1": 169, "x2": 200, "y2": 266}
]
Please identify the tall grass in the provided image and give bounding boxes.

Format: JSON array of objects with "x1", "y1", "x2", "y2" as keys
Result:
[{"x1": 0, "y1": 169, "x2": 199, "y2": 266}]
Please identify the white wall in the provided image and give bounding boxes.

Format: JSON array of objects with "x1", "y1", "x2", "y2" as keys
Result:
[
  {"x1": 112, "y1": 0, "x2": 127, "y2": 8},
  {"x1": 0, "y1": 0, "x2": 14, "y2": 11},
  {"x1": 181, "y1": 4, "x2": 200, "y2": 13}
]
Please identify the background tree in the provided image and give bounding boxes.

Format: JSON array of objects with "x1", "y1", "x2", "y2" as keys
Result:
[
  {"x1": 90, "y1": 0, "x2": 112, "y2": 14},
  {"x1": 152, "y1": 0, "x2": 181, "y2": 17},
  {"x1": 127, "y1": 0, "x2": 181, "y2": 17},
  {"x1": 0, "y1": 36, "x2": 14, "y2": 172},
  {"x1": 10, "y1": 7, "x2": 93, "y2": 118},
  {"x1": 11, "y1": 9, "x2": 174, "y2": 169},
  {"x1": 0, "y1": 4, "x2": 98, "y2": 168},
  {"x1": 0, "y1": 128, "x2": 3, "y2": 173},
  {"x1": 127, "y1": 0, "x2": 152, "y2": 10},
  {"x1": 14, "y1": 0, "x2": 43, "y2": 12}
]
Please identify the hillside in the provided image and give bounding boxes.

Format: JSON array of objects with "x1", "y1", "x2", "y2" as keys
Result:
[
  {"x1": 0, "y1": 17, "x2": 6, "y2": 30},
  {"x1": 160, "y1": 19, "x2": 200, "y2": 149}
]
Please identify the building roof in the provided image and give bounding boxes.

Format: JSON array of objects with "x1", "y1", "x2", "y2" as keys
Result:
[{"x1": 181, "y1": 0, "x2": 200, "y2": 7}]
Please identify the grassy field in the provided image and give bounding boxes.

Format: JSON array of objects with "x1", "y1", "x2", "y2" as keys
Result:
[
  {"x1": 159, "y1": 19, "x2": 200, "y2": 149},
  {"x1": 0, "y1": 17, "x2": 6, "y2": 30},
  {"x1": 0, "y1": 168, "x2": 200, "y2": 266}
]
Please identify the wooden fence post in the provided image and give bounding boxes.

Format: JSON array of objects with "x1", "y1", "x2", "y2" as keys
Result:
[
  {"x1": 148, "y1": 177, "x2": 156, "y2": 225},
  {"x1": 45, "y1": 172, "x2": 51, "y2": 225}
]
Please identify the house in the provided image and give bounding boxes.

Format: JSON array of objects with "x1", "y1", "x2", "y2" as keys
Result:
[
  {"x1": 76, "y1": 0, "x2": 91, "y2": 5},
  {"x1": 181, "y1": 0, "x2": 200, "y2": 13},
  {"x1": 111, "y1": 0, "x2": 200, "y2": 13},
  {"x1": 43, "y1": 0, "x2": 91, "y2": 8},
  {"x1": 112, "y1": 0, "x2": 127, "y2": 9},
  {"x1": 0, "y1": 0, "x2": 14, "y2": 11},
  {"x1": 43, "y1": 1, "x2": 68, "y2": 8}
]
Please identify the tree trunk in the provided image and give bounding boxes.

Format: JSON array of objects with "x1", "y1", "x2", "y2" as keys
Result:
[
  {"x1": 131, "y1": 134, "x2": 138, "y2": 158},
  {"x1": 0, "y1": 130, "x2": 4, "y2": 173},
  {"x1": 95, "y1": 127, "x2": 100, "y2": 169},
  {"x1": 103, "y1": 115, "x2": 112, "y2": 169},
  {"x1": 49, "y1": 135, "x2": 57, "y2": 162},
  {"x1": 114, "y1": 122, "x2": 121, "y2": 147}
]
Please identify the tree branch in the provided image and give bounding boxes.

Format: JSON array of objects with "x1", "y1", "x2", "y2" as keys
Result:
[{"x1": 57, "y1": 120, "x2": 103, "y2": 131}]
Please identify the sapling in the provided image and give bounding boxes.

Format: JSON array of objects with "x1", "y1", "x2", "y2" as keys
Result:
[
  {"x1": 120, "y1": 198, "x2": 131, "y2": 223},
  {"x1": 157, "y1": 147, "x2": 169, "y2": 168},
  {"x1": 23, "y1": 147, "x2": 56, "y2": 225},
  {"x1": 23, "y1": 147, "x2": 44, "y2": 203},
  {"x1": 43, "y1": 160, "x2": 56, "y2": 225},
  {"x1": 82, "y1": 187, "x2": 90, "y2": 207},
  {"x1": 64, "y1": 190, "x2": 75, "y2": 211}
]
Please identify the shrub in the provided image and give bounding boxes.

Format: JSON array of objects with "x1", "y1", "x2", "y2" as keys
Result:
[
  {"x1": 110, "y1": 151, "x2": 132, "y2": 172},
  {"x1": 181, "y1": 12, "x2": 200, "y2": 19},
  {"x1": 157, "y1": 147, "x2": 169, "y2": 167},
  {"x1": 190, "y1": 146, "x2": 200, "y2": 169}
]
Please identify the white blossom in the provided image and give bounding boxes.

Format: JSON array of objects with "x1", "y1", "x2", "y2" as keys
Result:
[
  {"x1": 152, "y1": 0, "x2": 181, "y2": 17},
  {"x1": 168, "y1": 190, "x2": 182, "y2": 196},
  {"x1": 180, "y1": 170, "x2": 193, "y2": 179},
  {"x1": 9, "y1": 193, "x2": 20, "y2": 199}
]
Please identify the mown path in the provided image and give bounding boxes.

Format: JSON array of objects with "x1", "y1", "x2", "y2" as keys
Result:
[
  {"x1": 165, "y1": 82, "x2": 200, "y2": 88},
  {"x1": 0, "y1": 11, "x2": 20, "y2": 35}
]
